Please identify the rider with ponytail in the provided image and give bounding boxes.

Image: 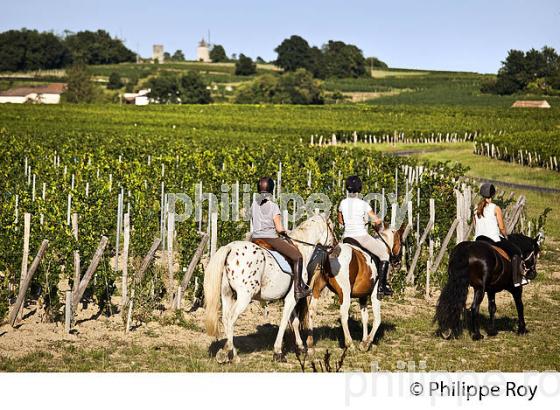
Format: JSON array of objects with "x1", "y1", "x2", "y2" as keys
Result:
[
  {"x1": 338, "y1": 175, "x2": 393, "y2": 298},
  {"x1": 474, "y1": 183, "x2": 525, "y2": 286},
  {"x1": 250, "y1": 177, "x2": 311, "y2": 300}
]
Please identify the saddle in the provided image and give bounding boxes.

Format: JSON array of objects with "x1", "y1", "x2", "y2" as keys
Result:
[
  {"x1": 342, "y1": 237, "x2": 381, "y2": 273},
  {"x1": 475, "y1": 237, "x2": 511, "y2": 262},
  {"x1": 252, "y1": 239, "x2": 292, "y2": 274}
]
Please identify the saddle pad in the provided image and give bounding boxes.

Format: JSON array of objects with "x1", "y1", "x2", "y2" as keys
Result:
[{"x1": 266, "y1": 250, "x2": 292, "y2": 274}]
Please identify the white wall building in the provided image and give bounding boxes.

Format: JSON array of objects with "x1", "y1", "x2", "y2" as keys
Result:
[
  {"x1": 0, "y1": 83, "x2": 66, "y2": 104},
  {"x1": 153, "y1": 44, "x2": 165, "y2": 63},
  {"x1": 196, "y1": 39, "x2": 211, "y2": 62},
  {"x1": 123, "y1": 89, "x2": 151, "y2": 105}
]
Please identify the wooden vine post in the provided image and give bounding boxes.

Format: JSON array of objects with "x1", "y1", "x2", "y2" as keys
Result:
[
  {"x1": 18, "y1": 213, "x2": 31, "y2": 321},
  {"x1": 173, "y1": 232, "x2": 209, "y2": 310},
  {"x1": 406, "y1": 199, "x2": 435, "y2": 285},
  {"x1": 9, "y1": 239, "x2": 49, "y2": 327},
  {"x1": 126, "y1": 238, "x2": 162, "y2": 333},
  {"x1": 72, "y1": 236, "x2": 108, "y2": 312}
]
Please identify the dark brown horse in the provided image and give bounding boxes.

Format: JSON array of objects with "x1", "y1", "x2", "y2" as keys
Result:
[{"x1": 435, "y1": 233, "x2": 542, "y2": 340}]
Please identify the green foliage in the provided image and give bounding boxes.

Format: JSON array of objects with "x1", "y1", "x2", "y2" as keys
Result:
[
  {"x1": 235, "y1": 69, "x2": 323, "y2": 104},
  {"x1": 235, "y1": 54, "x2": 257, "y2": 76},
  {"x1": 107, "y1": 71, "x2": 123, "y2": 90},
  {"x1": 483, "y1": 46, "x2": 560, "y2": 95},
  {"x1": 171, "y1": 50, "x2": 185, "y2": 62},
  {"x1": 65, "y1": 63, "x2": 99, "y2": 103},
  {"x1": 0, "y1": 29, "x2": 71, "y2": 72},
  {"x1": 274, "y1": 35, "x2": 368, "y2": 79},
  {"x1": 64, "y1": 29, "x2": 136, "y2": 65},
  {"x1": 322, "y1": 40, "x2": 367, "y2": 78},
  {"x1": 365, "y1": 56, "x2": 388, "y2": 70},
  {"x1": 0, "y1": 28, "x2": 136, "y2": 72},
  {"x1": 147, "y1": 71, "x2": 212, "y2": 104},
  {"x1": 0, "y1": 103, "x2": 477, "y2": 320},
  {"x1": 210, "y1": 45, "x2": 228, "y2": 63}
]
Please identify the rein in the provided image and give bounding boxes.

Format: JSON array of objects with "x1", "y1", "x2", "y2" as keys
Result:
[{"x1": 285, "y1": 214, "x2": 336, "y2": 251}]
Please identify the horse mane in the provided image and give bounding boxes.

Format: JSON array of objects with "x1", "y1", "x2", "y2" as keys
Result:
[
  {"x1": 509, "y1": 233, "x2": 538, "y2": 254},
  {"x1": 289, "y1": 214, "x2": 324, "y2": 242}
]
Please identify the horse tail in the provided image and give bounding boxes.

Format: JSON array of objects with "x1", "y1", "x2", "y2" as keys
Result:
[
  {"x1": 435, "y1": 243, "x2": 471, "y2": 338},
  {"x1": 204, "y1": 244, "x2": 231, "y2": 337}
]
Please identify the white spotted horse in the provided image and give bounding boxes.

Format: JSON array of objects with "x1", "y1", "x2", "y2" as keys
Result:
[{"x1": 204, "y1": 213, "x2": 335, "y2": 363}]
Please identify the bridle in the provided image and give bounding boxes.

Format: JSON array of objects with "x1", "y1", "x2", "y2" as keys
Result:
[{"x1": 373, "y1": 226, "x2": 402, "y2": 267}]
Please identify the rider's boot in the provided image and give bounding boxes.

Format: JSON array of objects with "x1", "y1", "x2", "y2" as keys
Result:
[
  {"x1": 293, "y1": 258, "x2": 311, "y2": 300},
  {"x1": 512, "y1": 255, "x2": 527, "y2": 287},
  {"x1": 377, "y1": 261, "x2": 393, "y2": 299}
]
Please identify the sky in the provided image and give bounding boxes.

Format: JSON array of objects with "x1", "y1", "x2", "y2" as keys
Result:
[{"x1": 2, "y1": 0, "x2": 559, "y2": 73}]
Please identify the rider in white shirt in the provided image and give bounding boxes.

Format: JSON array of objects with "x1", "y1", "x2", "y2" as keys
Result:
[
  {"x1": 338, "y1": 175, "x2": 393, "y2": 298},
  {"x1": 474, "y1": 183, "x2": 525, "y2": 286}
]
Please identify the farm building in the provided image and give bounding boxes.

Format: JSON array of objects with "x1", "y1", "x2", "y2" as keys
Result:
[
  {"x1": 511, "y1": 100, "x2": 551, "y2": 108},
  {"x1": 197, "y1": 38, "x2": 211, "y2": 62},
  {"x1": 0, "y1": 83, "x2": 66, "y2": 104},
  {"x1": 123, "y1": 89, "x2": 151, "y2": 105}
]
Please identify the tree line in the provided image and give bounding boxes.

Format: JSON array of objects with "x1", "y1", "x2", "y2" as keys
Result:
[
  {"x1": 481, "y1": 46, "x2": 560, "y2": 95},
  {"x1": 274, "y1": 35, "x2": 386, "y2": 79},
  {"x1": 0, "y1": 29, "x2": 136, "y2": 71}
]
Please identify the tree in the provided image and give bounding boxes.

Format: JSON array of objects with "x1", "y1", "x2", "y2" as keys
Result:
[
  {"x1": 277, "y1": 69, "x2": 324, "y2": 104},
  {"x1": 147, "y1": 71, "x2": 212, "y2": 104},
  {"x1": 171, "y1": 50, "x2": 185, "y2": 61},
  {"x1": 107, "y1": 71, "x2": 123, "y2": 89},
  {"x1": 256, "y1": 56, "x2": 266, "y2": 64},
  {"x1": 64, "y1": 30, "x2": 136, "y2": 65},
  {"x1": 65, "y1": 63, "x2": 98, "y2": 103},
  {"x1": 179, "y1": 71, "x2": 212, "y2": 103},
  {"x1": 485, "y1": 47, "x2": 560, "y2": 95},
  {"x1": 234, "y1": 68, "x2": 323, "y2": 104},
  {"x1": 235, "y1": 54, "x2": 257, "y2": 76},
  {"x1": 274, "y1": 35, "x2": 315, "y2": 73},
  {"x1": 235, "y1": 74, "x2": 280, "y2": 104},
  {"x1": 163, "y1": 52, "x2": 171, "y2": 61},
  {"x1": 0, "y1": 29, "x2": 71, "y2": 72},
  {"x1": 365, "y1": 56, "x2": 388, "y2": 70},
  {"x1": 209, "y1": 45, "x2": 227, "y2": 62},
  {"x1": 322, "y1": 40, "x2": 367, "y2": 78}
]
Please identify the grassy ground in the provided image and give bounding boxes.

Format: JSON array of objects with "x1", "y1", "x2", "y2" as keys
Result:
[
  {"x1": 366, "y1": 142, "x2": 560, "y2": 238},
  {"x1": 1, "y1": 245, "x2": 558, "y2": 372}
]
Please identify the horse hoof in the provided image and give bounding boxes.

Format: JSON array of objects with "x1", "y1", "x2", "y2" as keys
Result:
[
  {"x1": 517, "y1": 328, "x2": 528, "y2": 335},
  {"x1": 487, "y1": 329, "x2": 498, "y2": 337},
  {"x1": 359, "y1": 341, "x2": 371, "y2": 352},
  {"x1": 232, "y1": 354, "x2": 241, "y2": 364},
  {"x1": 472, "y1": 333, "x2": 484, "y2": 341},
  {"x1": 273, "y1": 352, "x2": 287, "y2": 363},
  {"x1": 296, "y1": 345, "x2": 307, "y2": 355},
  {"x1": 345, "y1": 342, "x2": 355, "y2": 351},
  {"x1": 441, "y1": 329, "x2": 453, "y2": 340},
  {"x1": 307, "y1": 347, "x2": 316, "y2": 357},
  {"x1": 216, "y1": 349, "x2": 230, "y2": 364}
]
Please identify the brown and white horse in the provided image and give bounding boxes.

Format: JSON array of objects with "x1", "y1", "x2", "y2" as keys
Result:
[{"x1": 305, "y1": 223, "x2": 405, "y2": 353}]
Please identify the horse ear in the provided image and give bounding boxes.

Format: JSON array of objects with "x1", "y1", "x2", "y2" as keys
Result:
[{"x1": 397, "y1": 222, "x2": 406, "y2": 235}]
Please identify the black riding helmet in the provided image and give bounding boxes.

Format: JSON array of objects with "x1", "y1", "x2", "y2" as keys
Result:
[
  {"x1": 257, "y1": 177, "x2": 275, "y2": 194},
  {"x1": 346, "y1": 175, "x2": 363, "y2": 193},
  {"x1": 480, "y1": 182, "x2": 496, "y2": 198}
]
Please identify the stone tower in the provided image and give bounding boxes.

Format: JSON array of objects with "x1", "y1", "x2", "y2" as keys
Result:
[
  {"x1": 196, "y1": 39, "x2": 210, "y2": 62},
  {"x1": 153, "y1": 44, "x2": 164, "y2": 63}
]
